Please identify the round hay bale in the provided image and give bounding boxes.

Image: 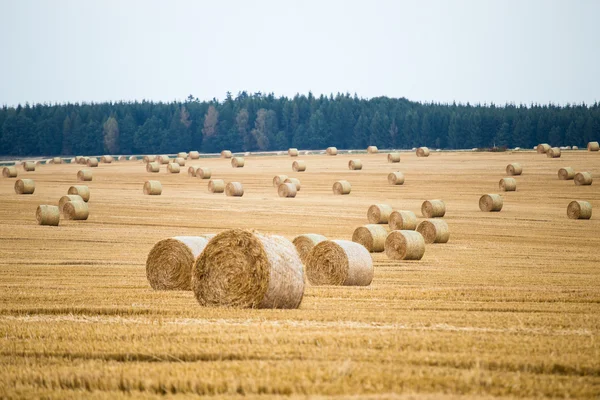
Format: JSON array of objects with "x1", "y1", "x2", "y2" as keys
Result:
[
  {"x1": 59, "y1": 195, "x2": 83, "y2": 213},
  {"x1": 175, "y1": 157, "x2": 186, "y2": 166},
  {"x1": 188, "y1": 151, "x2": 200, "y2": 159},
  {"x1": 389, "y1": 210, "x2": 417, "y2": 230},
  {"x1": 292, "y1": 160, "x2": 306, "y2": 172},
  {"x1": 187, "y1": 166, "x2": 197, "y2": 177},
  {"x1": 23, "y1": 161, "x2": 35, "y2": 172},
  {"x1": 36, "y1": 205, "x2": 60, "y2": 226},
  {"x1": 157, "y1": 155, "x2": 170, "y2": 164},
  {"x1": 87, "y1": 157, "x2": 99, "y2": 167},
  {"x1": 388, "y1": 171, "x2": 405, "y2": 185},
  {"x1": 177, "y1": 152, "x2": 188, "y2": 159},
  {"x1": 304, "y1": 151, "x2": 312, "y2": 155},
  {"x1": 221, "y1": 150, "x2": 232, "y2": 158},
  {"x1": 100, "y1": 155, "x2": 114, "y2": 163},
  {"x1": 479, "y1": 194, "x2": 503, "y2": 212},
  {"x1": 567, "y1": 201, "x2": 592, "y2": 220},
  {"x1": 587, "y1": 142, "x2": 599, "y2": 152},
  {"x1": 352, "y1": 224, "x2": 387, "y2": 253},
  {"x1": 226, "y1": 182, "x2": 244, "y2": 197},
  {"x1": 506, "y1": 163, "x2": 522, "y2": 176},
  {"x1": 77, "y1": 169, "x2": 92, "y2": 181},
  {"x1": 326, "y1": 147, "x2": 338, "y2": 155},
  {"x1": 118, "y1": 156, "x2": 126, "y2": 162},
  {"x1": 367, "y1": 146, "x2": 378, "y2": 154},
  {"x1": 278, "y1": 182, "x2": 297, "y2": 198},
  {"x1": 143, "y1": 155, "x2": 156, "y2": 163},
  {"x1": 387, "y1": 152, "x2": 401, "y2": 163},
  {"x1": 273, "y1": 175, "x2": 288, "y2": 187},
  {"x1": 306, "y1": 240, "x2": 373, "y2": 286},
  {"x1": 143, "y1": 180, "x2": 162, "y2": 195},
  {"x1": 348, "y1": 159, "x2": 362, "y2": 170},
  {"x1": 537, "y1": 143, "x2": 550, "y2": 153},
  {"x1": 367, "y1": 204, "x2": 393, "y2": 224},
  {"x1": 146, "y1": 236, "x2": 211, "y2": 290},
  {"x1": 208, "y1": 179, "x2": 225, "y2": 193},
  {"x1": 63, "y1": 201, "x2": 89, "y2": 220},
  {"x1": 284, "y1": 177, "x2": 301, "y2": 191},
  {"x1": 421, "y1": 200, "x2": 445, "y2": 218},
  {"x1": 68, "y1": 185, "x2": 90, "y2": 202},
  {"x1": 558, "y1": 167, "x2": 575, "y2": 180},
  {"x1": 385, "y1": 230, "x2": 425, "y2": 260},
  {"x1": 574, "y1": 172, "x2": 593, "y2": 186},
  {"x1": 167, "y1": 163, "x2": 180, "y2": 173},
  {"x1": 2, "y1": 166, "x2": 17, "y2": 178},
  {"x1": 192, "y1": 229, "x2": 305, "y2": 308},
  {"x1": 14, "y1": 179, "x2": 35, "y2": 194},
  {"x1": 196, "y1": 167, "x2": 211, "y2": 179},
  {"x1": 52, "y1": 157, "x2": 63, "y2": 164},
  {"x1": 416, "y1": 147, "x2": 430, "y2": 157},
  {"x1": 231, "y1": 157, "x2": 245, "y2": 168},
  {"x1": 547, "y1": 147, "x2": 561, "y2": 158},
  {"x1": 333, "y1": 180, "x2": 351, "y2": 195},
  {"x1": 417, "y1": 219, "x2": 449, "y2": 243},
  {"x1": 293, "y1": 234, "x2": 327, "y2": 264},
  {"x1": 69, "y1": 157, "x2": 76, "y2": 163},
  {"x1": 499, "y1": 177, "x2": 516, "y2": 192},
  {"x1": 74, "y1": 156, "x2": 83, "y2": 163},
  {"x1": 129, "y1": 156, "x2": 137, "y2": 161},
  {"x1": 573, "y1": 146, "x2": 579, "y2": 150},
  {"x1": 288, "y1": 148, "x2": 299, "y2": 157},
  {"x1": 146, "y1": 162, "x2": 160, "y2": 173}
]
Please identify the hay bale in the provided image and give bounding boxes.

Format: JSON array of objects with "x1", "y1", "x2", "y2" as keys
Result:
[
  {"x1": 547, "y1": 147, "x2": 561, "y2": 158},
  {"x1": 225, "y1": 182, "x2": 244, "y2": 196},
  {"x1": 385, "y1": 230, "x2": 425, "y2": 260},
  {"x1": 187, "y1": 166, "x2": 197, "y2": 177},
  {"x1": 221, "y1": 150, "x2": 232, "y2": 158},
  {"x1": 192, "y1": 229, "x2": 305, "y2": 308},
  {"x1": 23, "y1": 161, "x2": 35, "y2": 172},
  {"x1": 573, "y1": 146, "x2": 579, "y2": 150},
  {"x1": 167, "y1": 163, "x2": 180, "y2": 173},
  {"x1": 36, "y1": 205, "x2": 60, "y2": 226},
  {"x1": 278, "y1": 182, "x2": 297, "y2": 198},
  {"x1": 35, "y1": 161, "x2": 43, "y2": 166},
  {"x1": 567, "y1": 201, "x2": 592, "y2": 220},
  {"x1": 129, "y1": 156, "x2": 137, "y2": 161},
  {"x1": 146, "y1": 162, "x2": 160, "y2": 173},
  {"x1": 558, "y1": 167, "x2": 575, "y2": 180},
  {"x1": 177, "y1": 152, "x2": 188, "y2": 159},
  {"x1": 352, "y1": 224, "x2": 387, "y2": 253},
  {"x1": 499, "y1": 177, "x2": 516, "y2": 192},
  {"x1": 587, "y1": 142, "x2": 599, "y2": 151},
  {"x1": 574, "y1": 172, "x2": 593, "y2": 186},
  {"x1": 305, "y1": 151, "x2": 312, "y2": 155},
  {"x1": 292, "y1": 160, "x2": 306, "y2": 172},
  {"x1": 416, "y1": 147, "x2": 430, "y2": 157},
  {"x1": 58, "y1": 195, "x2": 83, "y2": 213},
  {"x1": 189, "y1": 151, "x2": 200, "y2": 159},
  {"x1": 367, "y1": 204, "x2": 393, "y2": 224},
  {"x1": 348, "y1": 159, "x2": 362, "y2": 170},
  {"x1": 63, "y1": 201, "x2": 89, "y2": 220},
  {"x1": 387, "y1": 152, "x2": 401, "y2": 163},
  {"x1": 231, "y1": 157, "x2": 245, "y2": 168},
  {"x1": 367, "y1": 146, "x2": 378, "y2": 154},
  {"x1": 14, "y1": 179, "x2": 35, "y2": 194},
  {"x1": 417, "y1": 219, "x2": 449, "y2": 243},
  {"x1": 389, "y1": 210, "x2": 417, "y2": 230},
  {"x1": 74, "y1": 156, "x2": 83, "y2": 163},
  {"x1": 143, "y1": 155, "x2": 156, "y2": 163},
  {"x1": 479, "y1": 194, "x2": 503, "y2": 212},
  {"x1": 175, "y1": 157, "x2": 186, "y2": 166},
  {"x1": 52, "y1": 157, "x2": 63, "y2": 164},
  {"x1": 118, "y1": 156, "x2": 126, "y2": 162},
  {"x1": 288, "y1": 148, "x2": 299, "y2": 157},
  {"x1": 306, "y1": 240, "x2": 373, "y2": 286},
  {"x1": 87, "y1": 157, "x2": 99, "y2": 167},
  {"x1": 196, "y1": 167, "x2": 211, "y2": 179},
  {"x1": 157, "y1": 155, "x2": 170, "y2": 164},
  {"x1": 284, "y1": 177, "x2": 301, "y2": 191},
  {"x1": 537, "y1": 143, "x2": 550, "y2": 153},
  {"x1": 143, "y1": 180, "x2": 162, "y2": 195},
  {"x1": 146, "y1": 236, "x2": 211, "y2": 290},
  {"x1": 77, "y1": 169, "x2": 92, "y2": 181},
  {"x1": 506, "y1": 163, "x2": 522, "y2": 176},
  {"x1": 388, "y1": 171, "x2": 405, "y2": 185},
  {"x1": 69, "y1": 157, "x2": 76, "y2": 163},
  {"x1": 273, "y1": 175, "x2": 288, "y2": 187},
  {"x1": 68, "y1": 185, "x2": 90, "y2": 202},
  {"x1": 208, "y1": 179, "x2": 225, "y2": 193},
  {"x1": 326, "y1": 147, "x2": 338, "y2": 155},
  {"x1": 421, "y1": 200, "x2": 445, "y2": 218},
  {"x1": 100, "y1": 155, "x2": 114, "y2": 163},
  {"x1": 293, "y1": 234, "x2": 327, "y2": 264},
  {"x1": 333, "y1": 180, "x2": 351, "y2": 195},
  {"x1": 2, "y1": 166, "x2": 17, "y2": 178}
]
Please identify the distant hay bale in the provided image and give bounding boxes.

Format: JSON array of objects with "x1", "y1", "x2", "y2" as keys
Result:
[
  {"x1": 221, "y1": 150, "x2": 232, "y2": 158},
  {"x1": 333, "y1": 180, "x2": 351, "y2": 195},
  {"x1": 196, "y1": 167, "x2": 211, "y2": 179},
  {"x1": 244, "y1": 152, "x2": 251, "y2": 156},
  {"x1": 499, "y1": 177, "x2": 516, "y2": 192},
  {"x1": 537, "y1": 143, "x2": 551, "y2": 153},
  {"x1": 558, "y1": 167, "x2": 575, "y2": 180},
  {"x1": 385, "y1": 230, "x2": 425, "y2": 260},
  {"x1": 208, "y1": 179, "x2": 225, "y2": 193},
  {"x1": 389, "y1": 210, "x2": 417, "y2": 230},
  {"x1": 14, "y1": 179, "x2": 35, "y2": 194},
  {"x1": 421, "y1": 200, "x2": 445, "y2": 218},
  {"x1": 326, "y1": 147, "x2": 338, "y2": 155},
  {"x1": 574, "y1": 172, "x2": 593, "y2": 186},
  {"x1": 143, "y1": 155, "x2": 156, "y2": 163},
  {"x1": 567, "y1": 201, "x2": 592, "y2": 220},
  {"x1": 74, "y1": 156, "x2": 83, "y2": 163},
  {"x1": 177, "y1": 152, "x2": 188, "y2": 159},
  {"x1": 284, "y1": 177, "x2": 301, "y2": 191},
  {"x1": 288, "y1": 148, "x2": 299, "y2": 157},
  {"x1": 573, "y1": 146, "x2": 579, "y2": 150},
  {"x1": 231, "y1": 157, "x2": 245, "y2": 168},
  {"x1": 59, "y1": 195, "x2": 83, "y2": 213},
  {"x1": 68, "y1": 185, "x2": 90, "y2": 202},
  {"x1": 348, "y1": 159, "x2": 362, "y2": 170},
  {"x1": 129, "y1": 156, "x2": 137, "y2": 161},
  {"x1": 118, "y1": 156, "x2": 126, "y2": 162},
  {"x1": 352, "y1": 224, "x2": 388, "y2": 253},
  {"x1": 479, "y1": 194, "x2": 503, "y2": 212},
  {"x1": 52, "y1": 157, "x2": 63, "y2": 164},
  {"x1": 417, "y1": 219, "x2": 450, "y2": 243},
  {"x1": 388, "y1": 171, "x2": 405, "y2": 185},
  {"x1": 79, "y1": 157, "x2": 90, "y2": 165},
  {"x1": 2, "y1": 166, "x2": 17, "y2": 178},
  {"x1": 63, "y1": 201, "x2": 89, "y2": 220},
  {"x1": 273, "y1": 175, "x2": 288, "y2": 187},
  {"x1": 77, "y1": 169, "x2": 92, "y2": 181},
  {"x1": 304, "y1": 151, "x2": 312, "y2": 155},
  {"x1": 167, "y1": 163, "x2": 180, "y2": 173},
  {"x1": 192, "y1": 229, "x2": 305, "y2": 308},
  {"x1": 100, "y1": 155, "x2": 114, "y2": 163},
  {"x1": 225, "y1": 182, "x2": 244, "y2": 196},
  {"x1": 367, "y1": 204, "x2": 393, "y2": 224},
  {"x1": 35, "y1": 161, "x2": 43, "y2": 166},
  {"x1": 174, "y1": 157, "x2": 186, "y2": 166},
  {"x1": 146, "y1": 162, "x2": 160, "y2": 173},
  {"x1": 143, "y1": 180, "x2": 162, "y2": 195},
  {"x1": 306, "y1": 240, "x2": 373, "y2": 286},
  {"x1": 278, "y1": 182, "x2": 297, "y2": 198},
  {"x1": 187, "y1": 166, "x2": 197, "y2": 177},
  {"x1": 387, "y1": 152, "x2": 401, "y2": 163},
  {"x1": 23, "y1": 161, "x2": 35, "y2": 172},
  {"x1": 70, "y1": 157, "x2": 76, "y2": 163},
  {"x1": 188, "y1": 151, "x2": 200, "y2": 159},
  {"x1": 416, "y1": 147, "x2": 430, "y2": 157},
  {"x1": 587, "y1": 142, "x2": 600, "y2": 151},
  {"x1": 87, "y1": 157, "x2": 99, "y2": 167},
  {"x1": 506, "y1": 163, "x2": 522, "y2": 176},
  {"x1": 292, "y1": 160, "x2": 306, "y2": 172},
  {"x1": 367, "y1": 146, "x2": 378, "y2": 154},
  {"x1": 157, "y1": 155, "x2": 170, "y2": 164},
  {"x1": 293, "y1": 234, "x2": 327, "y2": 264},
  {"x1": 547, "y1": 147, "x2": 561, "y2": 158},
  {"x1": 36, "y1": 205, "x2": 60, "y2": 226}
]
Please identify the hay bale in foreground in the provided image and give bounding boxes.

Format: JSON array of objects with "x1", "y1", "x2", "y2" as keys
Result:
[
  {"x1": 2, "y1": 166, "x2": 17, "y2": 178},
  {"x1": 174, "y1": 157, "x2": 186, "y2": 166},
  {"x1": 143, "y1": 180, "x2": 162, "y2": 195},
  {"x1": 293, "y1": 234, "x2": 327, "y2": 264},
  {"x1": 575, "y1": 172, "x2": 593, "y2": 186},
  {"x1": 558, "y1": 167, "x2": 575, "y2": 180},
  {"x1": 15, "y1": 179, "x2": 35, "y2": 194},
  {"x1": 231, "y1": 157, "x2": 245, "y2": 168},
  {"x1": 288, "y1": 148, "x2": 299, "y2": 157},
  {"x1": 537, "y1": 143, "x2": 550, "y2": 153},
  {"x1": 326, "y1": 147, "x2": 338, "y2": 155},
  {"x1": 385, "y1": 230, "x2": 425, "y2": 260},
  {"x1": 348, "y1": 159, "x2": 362, "y2": 170},
  {"x1": 306, "y1": 240, "x2": 373, "y2": 286},
  {"x1": 547, "y1": 147, "x2": 561, "y2": 158},
  {"x1": 196, "y1": 167, "x2": 211, "y2": 179},
  {"x1": 284, "y1": 177, "x2": 301, "y2": 191},
  {"x1": 506, "y1": 163, "x2": 522, "y2": 176},
  {"x1": 63, "y1": 201, "x2": 89, "y2": 220},
  {"x1": 23, "y1": 161, "x2": 35, "y2": 172},
  {"x1": 143, "y1": 155, "x2": 156, "y2": 163},
  {"x1": 567, "y1": 201, "x2": 592, "y2": 220},
  {"x1": 499, "y1": 177, "x2": 516, "y2": 192},
  {"x1": 59, "y1": 195, "x2": 83, "y2": 213},
  {"x1": 36, "y1": 205, "x2": 60, "y2": 226},
  {"x1": 192, "y1": 229, "x2": 305, "y2": 308},
  {"x1": 421, "y1": 200, "x2": 445, "y2": 218},
  {"x1": 367, "y1": 204, "x2": 393, "y2": 224},
  {"x1": 588, "y1": 142, "x2": 600, "y2": 152},
  {"x1": 367, "y1": 145, "x2": 378, "y2": 154},
  {"x1": 416, "y1": 147, "x2": 430, "y2": 157},
  {"x1": 387, "y1": 153, "x2": 401, "y2": 163},
  {"x1": 221, "y1": 150, "x2": 232, "y2": 158},
  {"x1": 333, "y1": 180, "x2": 351, "y2": 195},
  {"x1": 187, "y1": 166, "x2": 198, "y2": 177},
  {"x1": 87, "y1": 157, "x2": 99, "y2": 167},
  {"x1": 273, "y1": 175, "x2": 288, "y2": 187},
  {"x1": 417, "y1": 220, "x2": 449, "y2": 243},
  {"x1": 389, "y1": 210, "x2": 417, "y2": 230},
  {"x1": 188, "y1": 151, "x2": 200, "y2": 159},
  {"x1": 352, "y1": 224, "x2": 387, "y2": 253},
  {"x1": 68, "y1": 185, "x2": 90, "y2": 202},
  {"x1": 225, "y1": 182, "x2": 244, "y2": 196},
  {"x1": 292, "y1": 160, "x2": 306, "y2": 172},
  {"x1": 278, "y1": 182, "x2": 297, "y2": 198},
  {"x1": 146, "y1": 162, "x2": 160, "y2": 173},
  {"x1": 167, "y1": 163, "x2": 180, "y2": 173},
  {"x1": 77, "y1": 169, "x2": 92, "y2": 181},
  {"x1": 208, "y1": 179, "x2": 225, "y2": 193},
  {"x1": 479, "y1": 194, "x2": 503, "y2": 212},
  {"x1": 388, "y1": 171, "x2": 405, "y2": 185}
]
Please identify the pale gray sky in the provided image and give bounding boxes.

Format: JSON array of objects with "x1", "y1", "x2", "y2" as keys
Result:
[{"x1": 0, "y1": 0, "x2": 598, "y2": 106}]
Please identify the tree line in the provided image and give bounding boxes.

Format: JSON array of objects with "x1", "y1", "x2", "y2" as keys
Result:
[{"x1": 1, "y1": 92, "x2": 599, "y2": 156}]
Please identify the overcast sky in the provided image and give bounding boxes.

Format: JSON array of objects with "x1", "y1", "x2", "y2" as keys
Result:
[{"x1": 0, "y1": 0, "x2": 598, "y2": 106}]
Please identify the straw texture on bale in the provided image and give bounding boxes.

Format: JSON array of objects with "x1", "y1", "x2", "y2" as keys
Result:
[
  {"x1": 231, "y1": 157, "x2": 245, "y2": 168},
  {"x1": 226, "y1": 182, "x2": 244, "y2": 196},
  {"x1": 574, "y1": 172, "x2": 593, "y2": 186},
  {"x1": 284, "y1": 177, "x2": 301, "y2": 191},
  {"x1": 547, "y1": 147, "x2": 561, "y2": 158},
  {"x1": 587, "y1": 142, "x2": 600, "y2": 151},
  {"x1": 479, "y1": 194, "x2": 503, "y2": 212},
  {"x1": 221, "y1": 150, "x2": 232, "y2": 158},
  {"x1": 421, "y1": 200, "x2": 446, "y2": 218},
  {"x1": 385, "y1": 230, "x2": 425, "y2": 260},
  {"x1": 387, "y1": 152, "x2": 401, "y2": 163},
  {"x1": 188, "y1": 151, "x2": 200, "y2": 159},
  {"x1": 87, "y1": 157, "x2": 99, "y2": 167},
  {"x1": 143, "y1": 155, "x2": 156, "y2": 163},
  {"x1": 537, "y1": 143, "x2": 551, "y2": 153},
  {"x1": 2, "y1": 166, "x2": 17, "y2": 178},
  {"x1": 416, "y1": 147, "x2": 430, "y2": 157},
  {"x1": 157, "y1": 155, "x2": 170, "y2": 164},
  {"x1": 273, "y1": 175, "x2": 288, "y2": 187},
  {"x1": 293, "y1": 234, "x2": 327, "y2": 264},
  {"x1": 146, "y1": 236, "x2": 211, "y2": 290},
  {"x1": 326, "y1": 147, "x2": 338, "y2": 155},
  {"x1": 348, "y1": 159, "x2": 362, "y2": 170},
  {"x1": 499, "y1": 177, "x2": 516, "y2": 192},
  {"x1": 177, "y1": 152, "x2": 188, "y2": 159},
  {"x1": 77, "y1": 169, "x2": 92, "y2": 181},
  {"x1": 23, "y1": 161, "x2": 35, "y2": 171},
  {"x1": 305, "y1": 240, "x2": 373, "y2": 286},
  {"x1": 417, "y1": 219, "x2": 450, "y2": 243},
  {"x1": 333, "y1": 180, "x2": 351, "y2": 195},
  {"x1": 68, "y1": 185, "x2": 90, "y2": 202},
  {"x1": 146, "y1": 162, "x2": 160, "y2": 173},
  {"x1": 208, "y1": 179, "x2": 225, "y2": 193},
  {"x1": 187, "y1": 166, "x2": 197, "y2": 177},
  {"x1": 143, "y1": 180, "x2": 162, "y2": 195},
  {"x1": 352, "y1": 224, "x2": 388, "y2": 253},
  {"x1": 58, "y1": 195, "x2": 83, "y2": 213},
  {"x1": 118, "y1": 156, "x2": 126, "y2": 161},
  {"x1": 278, "y1": 182, "x2": 297, "y2": 198},
  {"x1": 14, "y1": 179, "x2": 35, "y2": 194},
  {"x1": 367, "y1": 204, "x2": 393, "y2": 224},
  {"x1": 389, "y1": 210, "x2": 418, "y2": 230},
  {"x1": 63, "y1": 201, "x2": 89, "y2": 220},
  {"x1": 567, "y1": 201, "x2": 592, "y2": 220},
  {"x1": 558, "y1": 167, "x2": 576, "y2": 180},
  {"x1": 367, "y1": 146, "x2": 378, "y2": 154},
  {"x1": 36, "y1": 205, "x2": 60, "y2": 226},
  {"x1": 192, "y1": 229, "x2": 305, "y2": 308},
  {"x1": 288, "y1": 148, "x2": 299, "y2": 157},
  {"x1": 388, "y1": 171, "x2": 405, "y2": 185},
  {"x1": 167, "y1": 163, "x2": 180, "y2": 173},
  {"x1": 506, "y1": 163, "x2": 522, "y2": 176},
  {"x1": 129, "y1": 156, "x2": 137, "y2": 161},
  {"x1": 196, "y1": 167, "x2": 211, "y2": 179},
  {"x1": 292, "y1": 160, "x2": 306, "y2": 172}
]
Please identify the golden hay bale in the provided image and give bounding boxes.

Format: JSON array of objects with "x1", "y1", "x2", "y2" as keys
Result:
[
  {"x1": 389, "y1": 210, "x2": 417, "y2": 230},
  {"x1": 196, "y1": 167, "x2": 211, "y2": 179},
  {"x1": 421, "y1": 200, "x2": 445, "y2": 218},
  {"x1": 387, "y1": 152, "x2": 401, "y2": 163},
  {"x1": 129, "y1": 156, "x2": 137, "y2": 161},
  {"x1": 59, "y1": 195, "x2": 83, "y2": 213},
  {"x1": 278, "y1": 182, "x2": 297, "y2": 198},
  {"x1": 177, "y1": 152, "x2": 188, "y2": 159},
  {"x1": 208, "y1": 179, "x2": 225, "y2": 193},
  {"x1": 385, "y1": 230, "x2": 425, "y2": 260},
  {"x1": 167, "y1": 163, "x2": 180, "y2": 173},
  {"x1": 87, "y1": 157, "x2": 99, "y2": 167},
  {"x1": 146, "y1": 236, "x2": 211, "y2": 290},
  {"x1": 69, "y1": 157, "x2": 76, "y2": 163},
  {"x1": 118, "y1": 156, "x2": 127, "y2": 162},
  {"x1": 388, "y1": 171, "x2": 405, "y2": 185},
  {"x1": 326, "y1": 147, "x2": 338, "y2": 155},
  {"x1": 187, "y1": 166, "x2": 198, "y2": 177},
  {"x1": 226, "y1": 182, "x2": 244, "y2": 196},
  {"x1": 288, "y1": 148, "x2": 299, "y2": 157},
  {"x1": 352, "y1": 224, "x2": 388, "y2": 253},
  {"x1": 537, "y1": 143, "x2": 551, "y2": 153},
  {"x1": 157, "y1": 155, "x2": 170, "y2": 164},
  {"x1": 417, "y1": 219, "x2": 449, "y2": 243},
  {"x1": 367, "y1": 146, "x2": 378, "y2": 154},
  {"x1": 348, "y1": 159, "x2": 362, "y2": 170},
  {"x1": 68, "y1": 185, "x2": 90, "y2": 202},
  {"x1": 506, "y1": 163, "x2": 522, "y2": 176},
  {"x1": 306, "y1": 240, "x2": 373, "y2": 286},
  {"x1": 143, "y1": 155, "x2": 156, "y2": 163},
  {"x1": 567, "y1": 201, "x2": 592, "y2": 220},
  {"x1": 78, "y1": 157, "x2": 88, "y2": 165},
  {"x1": 499, "y1": 177, "x2": 516, "y2": 192},
  {"x1": 143, "y1": 180, "x2": 162, "y2": 195},
  {"x1": 189, "y1": 151, "x2": 200, "y2": 159},
  {"x1": 479, "y1": 194, "x2": 503, "y2": 212},
  {"x1": 192, "y1": 229, "x2": 305, "y2": 308},
  {"x1": 367, "y1": 204, "x2": 393, "y2": 224},
  {"x1": 284, "y1": 177, "x2": 301, "y2": 191},
  {"x1": 2, "y1": 166, "x2": 17, "y2": 178},
  {"x1": 175, "y1": 157, "x2": 186, "y2": 166},
  {"x1": 231, "y1": 157, "x2": 245, "y2": 168},
  {"x1": 100, "y1": 155, "x2": 114, "y2": 163},
  {"x1": 36, "y1": 205, "x2": 60, "y2": 226},
  {"x1": 221, "y1": 150, "x2": 232, "y2": 158},
  {"x1": 63, "y1": 201, "x2": 89, "y2": 220},
  {"x1": 547, "y1": 147, "x2": 561, "y2": 158},
  {"x1": 52, "y1": 157, "x2": 63, "y2": 164},
  {"x1": 333, "y1": 180, "x2": 351, "y2": 195},
  {"x1": 292, "y1": 160, "x2": 306, "y2": 172},
  {"x1": 146, "y1": 162, "x2": 160, "y2": 173},
  {"x1": 14, "y1": 179, "x2": 35, "y2": 194},
  {"x1": 574, "y1": 172, "x2": 593, "y2": 186},
  {"x1": 573, "y1": 146, "x2": 579, "y2": 150},
  {"x1": 273, "y1": 175, "x2": 288, "y2": 187},
  {"x1": 23, "y1": 161, "x2": 35, "y2": 172},
  {"x1": 293, "y1": 234, "x2": 327, "y2": 264},
  {"x1": 416, "y1": 147, "x2": 430, "y2": 157},
  {"x1": 75, "y1": 156, "x2": 83, "y2": 163},
  {"x1": 558, "y1": 167, "x2": 575, "y2": 180},
  {"x1": 587, "y1": 142, "x2": 599, "y2": 151},
  {"x1": 77, "y1": 169, "x2": 92, "y2": 181}
]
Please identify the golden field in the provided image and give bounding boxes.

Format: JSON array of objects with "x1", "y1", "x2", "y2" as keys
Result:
[{"x1": 0, "y1": 150, "x2": 599, "y2": 399}]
